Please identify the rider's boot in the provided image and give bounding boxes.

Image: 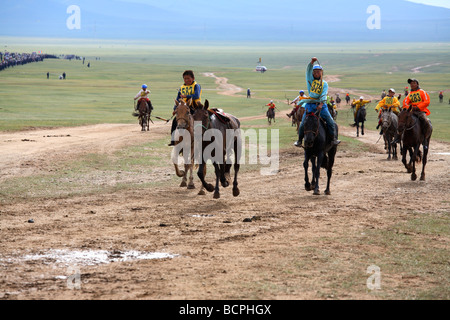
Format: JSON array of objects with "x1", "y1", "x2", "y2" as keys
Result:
[{"x1": 294, "y1": 131, "x2": 304, "y2": 148}]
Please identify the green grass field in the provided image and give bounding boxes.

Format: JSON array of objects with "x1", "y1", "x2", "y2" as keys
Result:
[{"x1": 1, "y1": 37, "x2": 449, "y2": 139}]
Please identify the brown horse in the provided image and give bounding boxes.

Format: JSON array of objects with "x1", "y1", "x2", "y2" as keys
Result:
[
  {"x1": 397, "y1": 106, "x2": 432, "y2": 181},
  {"x1": 137, "y1": 99, "x2": 152, "y2": 131},
  {"x1": 294, "y1": 106, "x2": 305, "y2": 133},
  {"x1": 193, "y1": 100, "x2": 241, "y2": 199},
  {"x1": 172, "y1": 99, "x2": 206, "y2": 195}
]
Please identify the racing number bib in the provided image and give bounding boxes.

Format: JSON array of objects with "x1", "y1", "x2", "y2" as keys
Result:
[
  {"x1": 409, "y1": 92, "x2": 422, "y2": 103},
  {"x1": 310, "y1": 80, "x2": 323, "y2": 95}
]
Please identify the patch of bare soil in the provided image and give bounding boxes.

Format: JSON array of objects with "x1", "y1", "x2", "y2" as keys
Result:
[{"x1": 0, "y1": 77, "x2": 448, "y2": 300}]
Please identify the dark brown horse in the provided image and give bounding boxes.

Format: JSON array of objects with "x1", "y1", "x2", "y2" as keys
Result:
[
  {"x1": 136, "y1": 99, "x2": 152, "y2": 131},
  {"x1": 267, "y1": 107, "x2": 275, "y2": 125},
  {"x1": 294, "y1": 106, "x2": 305, "y2": 133},
  {"x1": 172, "y1": 99, "x2": 206, "y2": 195},
  {"x1": 397, "y1": 106, "x2": 432, "y2": 181},
  {"x1": 193, "y1": 100, "x2": 241, "y2": 199}
]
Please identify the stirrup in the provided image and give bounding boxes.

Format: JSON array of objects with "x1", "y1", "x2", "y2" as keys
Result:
[{"x1": 294, "y1": 140, "x2": 303, "y2": 148}]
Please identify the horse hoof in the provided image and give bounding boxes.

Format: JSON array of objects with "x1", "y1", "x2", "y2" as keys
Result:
[
  {"x1": 313, "y1": 190, "x2": 321, "y2": 195},
  {"x1": 411, "y1": 173, "x2": 417, "y2": 181},
  {"x1": 420, "y1": 174, "x2": 425, "y2": 181},
  {"x1": 180, "y1": 181, "x2": 187, "y2": 187},
  {"x1": 233, "y1": 188, "x2": 240, "y2": 197},
  {"x1": 213, "y1": 192, "x2": 220, "y2": 199},
  {"x1": 325, "y1": 190, "x2": 331, "y2": 195},
  {"x1": 187, "y1": 184, "x2": 195, "y2": 190},
  {"x1": 198, "y1": 190, "x2": 206, "y2": 195},
  {"x1": 206, "y1": 184, "x2": 215, "y2": 192},
  {"x1": 305, "y1": 184, "x2": 311, "y2": 191},
  {"x1": 221, "y1": 181, "x2": 229, "y2": 188}
]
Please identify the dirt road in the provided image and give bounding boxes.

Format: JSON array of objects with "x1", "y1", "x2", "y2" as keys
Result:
[{"x1": 0, "y1": 77, "x2": 449, "y2": 300}]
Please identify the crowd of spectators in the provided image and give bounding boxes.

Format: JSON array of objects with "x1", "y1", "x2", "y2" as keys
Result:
[{"x1": 0, "y1": 51, "x2": 58, "y2": 72}]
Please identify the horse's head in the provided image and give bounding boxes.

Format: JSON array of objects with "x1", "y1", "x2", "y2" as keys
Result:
[
  {"x1": 397, "y1": 106, "x2": 412, "y2": 133},
  {"x1": 303, "y1": 112, "x2": 320, "y2": 148},
  {"x1": 174, "y1": 99, "x2": 191, "y2": 130},
  {"x1": 381, "y1": 108, "x2": 392, "y2": 129},
  {"x1": 193, "y1": 99, "x2": 210, "y2": 132}
]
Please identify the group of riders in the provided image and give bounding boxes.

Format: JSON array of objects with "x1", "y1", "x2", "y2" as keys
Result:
[{"x1": 133, "y1": 58, "x2": 432, "y2": 149}]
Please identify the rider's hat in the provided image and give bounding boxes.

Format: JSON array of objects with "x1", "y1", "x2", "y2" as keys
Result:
[
  {"x1": 360, "y1": 96, "x2": 364, "y2": 99},
  {"x1": 142, "y1": 84, "x2": 148, "y2": 89},
  {"x1": 389, "y1": 88, "x2": 395, "y2": 93},
  {"x1": 313, "y1": 65, "x2": 323, "y2": 70},
  {"x1": 407, "y1": 78, "x2": 419, "y2": 85},
  {"x1": 299, "y1": 90, "x2": 304, "y2": 94}
]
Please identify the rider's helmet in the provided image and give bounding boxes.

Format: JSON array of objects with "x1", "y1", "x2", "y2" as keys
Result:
[
  {"x1": 313, "y1": 65, "x2": 323, "y2": 70},
  {"x1": 142, "y1": 84, "x2": 148, "y2": 89},
  {"x1": 299, "y1": 90, "x2": 304, "y2": 94}
]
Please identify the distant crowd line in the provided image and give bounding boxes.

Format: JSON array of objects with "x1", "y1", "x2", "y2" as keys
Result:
[{"x1": 0, "y1": 51, "x2": 58, "y2": 72}]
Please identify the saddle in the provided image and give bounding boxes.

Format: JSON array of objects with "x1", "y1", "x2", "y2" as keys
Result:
[{"x1": 209, "y1": 108, "x2": 231, "y2": 124}]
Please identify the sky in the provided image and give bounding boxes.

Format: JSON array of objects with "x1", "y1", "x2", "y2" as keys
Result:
[
  {"x1": 405, "y1": 0, "x2": 450, "y2": 9},
  {"x1": 0, "y1": 0, "x2": 449, "y2": 41}
]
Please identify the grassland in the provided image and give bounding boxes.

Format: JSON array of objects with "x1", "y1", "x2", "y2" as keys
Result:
[{"x1": 1, "y1": 37, "x2": 449, "y2": 138}]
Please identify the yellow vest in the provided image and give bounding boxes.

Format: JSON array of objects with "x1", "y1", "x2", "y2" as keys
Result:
[{"x1": 180, "y1": 81, "x2": 202, "y2": 103}]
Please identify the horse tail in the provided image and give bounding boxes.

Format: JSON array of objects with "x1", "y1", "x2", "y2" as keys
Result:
[{"x1": 174, "y1": 164, "x2": 185, "y2": 177}]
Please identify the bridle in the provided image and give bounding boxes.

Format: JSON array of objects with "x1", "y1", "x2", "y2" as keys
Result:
[{"x1": 304, "y1": 112, "x2": 320, "y2": 138}]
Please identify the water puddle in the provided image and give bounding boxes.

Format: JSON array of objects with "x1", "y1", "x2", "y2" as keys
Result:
[{"x1": 2, "y1": 249, "x2": 178, "y2": 266}]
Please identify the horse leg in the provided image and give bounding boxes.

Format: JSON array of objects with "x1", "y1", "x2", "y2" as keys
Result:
[
  {"x1": 313, "y1": 154, "x2": 323, "y2": 195},
  {"x1": 197, "y1": 163, "x2": 214, "y2": 193},
  {"x1": 420, "y1": 139, "x2": 430, "y2": 181},
  {"x1": 325, "y1": 149, "x2": 336, "y2": 195},
  {"x1": 180, "y1": 163, "x2": 188, "y2": 187},
  {"x1": 187, "y1": 164, "x2": 195, "y2": 189},
  {"x1": 411, "y1": 145, "x2": 420, "y2": 181},
  {"x1": 303, "y1": 155, "x2": 312, "y2": 191},
  {"x1": 356, "y1": 123, "x2": 359, "y2": 137},
  {"x1": 198, "y1": 164, "x2": 206, "y2": 195},
  {"x1": 387, "y1": 138, "x2": 392, "y2": 160},
  {"x1": 232, "y1": 141, "x2": 240, "y2": 197},
  {"x1": 213, "y1": 162, "x2": 221, "y2": 199},
  {"x1": 361, "y1": 121, "x2": 364, "y2": 136}
]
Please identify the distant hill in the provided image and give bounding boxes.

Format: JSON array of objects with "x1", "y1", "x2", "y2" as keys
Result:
[{"x1": 1, "y1": 0, "x2": 449, "y2": 41}]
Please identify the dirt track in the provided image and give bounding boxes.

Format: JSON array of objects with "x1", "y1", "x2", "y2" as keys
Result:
[{"x1": 0, "y1": 77, "x2": 449, "y2": 300}]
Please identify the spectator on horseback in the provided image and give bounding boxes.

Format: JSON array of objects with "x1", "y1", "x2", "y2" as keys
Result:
[
  {"x1": 169, "y1": 70, "x2": 202, "y2": 146},
  {"x1": 375, "y1": 88, "x2": 400, "y2": 133},
  {"x1": 352, "y1": 96, "x2": 371, "y2": 126},
  {"x1": 134, "y1": 84, "x2": 152, "y2": 113},
  {"x1": 294, "y1": 57, "x2": 340, "y2": 147},
  {"x1": 402, "y1": 78, "x2": 432, "y2": 139},
  {"x1": 287, "y1": 90, "x2": 307, "y2": 118}
]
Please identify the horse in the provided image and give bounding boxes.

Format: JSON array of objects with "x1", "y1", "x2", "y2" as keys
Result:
[
  {"x1": 193, "y1": 100, "x2": 241, "y2": 199},
  {"x1": 328, "y1": 104, "x2": 337, "y2": 120},
  {"x1": 380, "y1": 108, "x2": 399, "y2": 160},
  {"x1": 302, "y1": 111, "x2": 338, "y2": 195},
  {"x1": 397, "y1": 106, "x2": 432, "y2": 181},
  {"x1": 136, "y1": 99, "x2": 152, "y2": 131},
  {"x1": 355, "y1": 105, "x2": 366, "y2": 137},
  {"x1": 172, "y1": 99, "x2": 206, "y2": 195},
  {"x1": 294, "y1": 107, "x2": 305, "y2": 133},
  {"x1": 267, "y1": 107, "x2": 275, "y2": 125}
]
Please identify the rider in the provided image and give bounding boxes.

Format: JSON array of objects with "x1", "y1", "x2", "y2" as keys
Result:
[
  {"x1": 169, "y1": 70, "x2": 202, "y2": 146},
  {"x1": 352, "y1": 96, "x2": 371, "y2": 126},
  {"x1": 287, "y1": 90, "x2": 307, "y2": 118},
  {"x1": 294, "y1": 57, "x2": 340, "y2": 147},
  {"x1": 402, "y1": 78, "x2": 432, "y2": 139},
  {"x1": 134, "y1": 84, "x2": 152, "y2": 113},
  {"x1": 266, "y1": 100, "x2": 276, "y2": 118},
  {"x1": 375, "y1": 88, "x2": 400, "y2": 133}
]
